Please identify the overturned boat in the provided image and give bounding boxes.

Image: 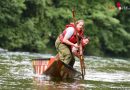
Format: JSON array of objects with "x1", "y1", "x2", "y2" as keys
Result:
[{"x1": 32, "y1": 57, "x2": 81, "y2": 79}]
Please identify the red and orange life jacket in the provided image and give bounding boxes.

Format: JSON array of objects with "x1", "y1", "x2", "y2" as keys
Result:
[{"x1": 59, "y1": 23, "x2": 84, "y2": 44}]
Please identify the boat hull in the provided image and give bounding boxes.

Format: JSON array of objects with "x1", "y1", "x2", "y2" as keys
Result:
[{"x1": 32, "y1": 57, "x2": 81, "y2": 79}]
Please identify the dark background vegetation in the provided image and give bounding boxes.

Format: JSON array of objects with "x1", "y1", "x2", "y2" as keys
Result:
[{"x1": 0, "y1": 0, "x2": 130, "y2": 58}]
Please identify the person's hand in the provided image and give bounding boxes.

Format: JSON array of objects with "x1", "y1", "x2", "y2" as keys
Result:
[
  {"x1": 73, "y1": 44, "x2": 79, "y2": 48},
  {"x1": 84, "y1": 38, "x2": 89, "y2": 45}
]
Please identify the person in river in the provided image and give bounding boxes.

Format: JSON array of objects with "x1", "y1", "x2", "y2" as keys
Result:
[
  {"x1": 55, "y1": 20, "x2": 86, "y2": 67},
  {"x1": 71, "y1": 37, "x2": 89, "y2": 58}
]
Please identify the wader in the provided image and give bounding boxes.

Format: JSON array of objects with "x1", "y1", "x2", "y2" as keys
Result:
[{"x1": 55, "y1": 37, "x2": 75, "y2": 67}]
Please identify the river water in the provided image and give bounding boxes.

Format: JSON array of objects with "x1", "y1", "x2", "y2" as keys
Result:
[{"x1": 0, "y1": 51, "x2": 130, "y2": 90}]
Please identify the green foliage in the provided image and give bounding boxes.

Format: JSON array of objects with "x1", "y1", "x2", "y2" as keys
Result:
[{"x1": 0, "y1": 0, "x2": 130, "y2": 58}]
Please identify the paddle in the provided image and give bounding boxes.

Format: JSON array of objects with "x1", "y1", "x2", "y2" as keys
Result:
[
  {"x1": 79, "y1": 42, "x2": 86, "y2": 78},
  {"x1": 72, "y1": 8, "x2": 85, "y2": 79}
]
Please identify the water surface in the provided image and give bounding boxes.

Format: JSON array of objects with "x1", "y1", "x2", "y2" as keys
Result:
[{"x1": 0, "y1": 52, "x2": 130, "y2": 90}]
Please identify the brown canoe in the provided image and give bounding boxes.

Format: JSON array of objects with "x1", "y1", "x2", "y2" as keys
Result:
[{"x1": 32, "y1": 57, "x2": 81, "y2": 79}]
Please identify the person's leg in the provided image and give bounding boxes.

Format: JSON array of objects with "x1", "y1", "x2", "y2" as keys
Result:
[
  {"x1": 58, "y1": 43, "x2": 72, "y2": 64},
  {"x1": 68, "y1": 55, "x2": 75, "y2": 67},
  {"x1": 55, "y1": 38, "x2": 73, "y2": 65}
]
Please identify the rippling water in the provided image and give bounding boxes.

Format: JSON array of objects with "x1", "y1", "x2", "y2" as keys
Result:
[{"x1": 0, "y1": 51, "x2": 130, "y2": 90}]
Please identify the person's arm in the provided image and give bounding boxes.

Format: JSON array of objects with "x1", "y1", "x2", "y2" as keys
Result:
[
  {"x1": 63, "y1": 27, "x2": 79, "y2": 48},
  {"x1": 72, "y1": 43, "x2": 80, "y2": 58}
]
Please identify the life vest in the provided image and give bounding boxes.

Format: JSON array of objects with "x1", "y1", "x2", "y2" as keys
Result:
[
  {"x1": 81, "y1": 40, "x2": 86, "y2": 49},
  {"x1": 59, "y1": 23, "x2": 84, "y2": 44}
]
